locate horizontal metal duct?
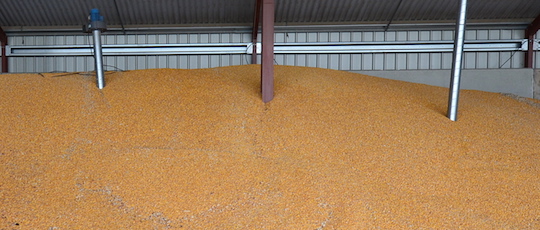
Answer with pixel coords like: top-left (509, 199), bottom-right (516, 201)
top-left (7, 43), bottom-right (250, 56)
top-left (271, 39), bottom-right (531, 54)
top-left (6, 39), bottom-right (536, 57)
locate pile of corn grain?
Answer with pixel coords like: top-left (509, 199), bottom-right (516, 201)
top-left (1, 65), bottom-right (539, 229)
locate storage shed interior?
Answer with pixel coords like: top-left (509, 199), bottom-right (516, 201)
top-left (1, 1), bottom-right (540, 229)
top-left (1, 0), bottom-right (540, 99)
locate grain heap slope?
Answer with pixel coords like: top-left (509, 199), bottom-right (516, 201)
top-left (1, 65), bottom-right (539, 229)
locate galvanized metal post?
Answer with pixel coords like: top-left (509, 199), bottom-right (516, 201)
top-left (261, 0), bottom-right (274, 103)
top-left (447, 0), bottom-right (468, 121)
top-left (92, 29), bottom-right (105, 89)
top-left (88, 9), bottom-right (107, 89)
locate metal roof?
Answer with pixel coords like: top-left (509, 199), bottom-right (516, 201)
top-left (0, 0), bottom-right (539, 28)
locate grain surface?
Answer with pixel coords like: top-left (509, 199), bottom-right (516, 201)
top-left (1, 65), bottom-right (539, 229)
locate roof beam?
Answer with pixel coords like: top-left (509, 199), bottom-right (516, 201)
top-left (525, 13), bottom-right (540, 68)
top-left (261, 0), bottom-right (274, 103)
top-left (0, 26), bottom-right (8, 73)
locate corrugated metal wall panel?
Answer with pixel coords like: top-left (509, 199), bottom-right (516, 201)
top-left (6, 28), bottom-right (537, 73)
top-left (7, 32), bottom-right (252, 72)
top-left (271, 28), bottom-right (529, 70)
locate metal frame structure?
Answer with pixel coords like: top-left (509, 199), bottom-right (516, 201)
top-left (525, 14), bottom-right (540, 68)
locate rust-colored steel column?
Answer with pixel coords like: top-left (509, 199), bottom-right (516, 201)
top-left (526, 34), bottom-right (535, 68)
top-left (261, 0), bottom-right (274, 103)
top-left (525, 14), bottom-right (540, 68)
top-left (251, 0), bottom-right (262, 64)
top-left (0, 26), bottom-right (8, 73)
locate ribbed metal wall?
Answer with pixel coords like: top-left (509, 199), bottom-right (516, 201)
top-left (6, 28), bottom-right (539, 73)
top-left (272, 28), bottom-right (530, 70)
top-left (8, 33), bottom-right (253, 72)
top-left (273, 30), bottom-right (455, 70)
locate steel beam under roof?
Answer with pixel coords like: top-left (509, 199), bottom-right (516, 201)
top-left (525, 13), bottom-right (540, 68)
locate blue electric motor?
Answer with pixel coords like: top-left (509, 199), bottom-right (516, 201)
top-left (90, 9), bottom-right (104, 22)
top-left (85, 8), bottom-right (106, 32)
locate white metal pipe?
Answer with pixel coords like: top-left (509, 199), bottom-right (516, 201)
top-left (92, 29), bottom-right (105, 89)
top-left (447, 0), bottom-right (468, 121)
